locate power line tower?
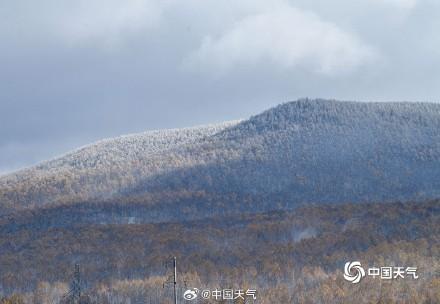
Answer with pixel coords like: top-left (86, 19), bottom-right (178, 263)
top-left (62, 264), bottom-right (88, 304)
top-left (71, 264), bottom-right (82, 303)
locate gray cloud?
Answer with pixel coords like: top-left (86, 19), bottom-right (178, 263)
top-left (0, 0), bottom-right (439, 174)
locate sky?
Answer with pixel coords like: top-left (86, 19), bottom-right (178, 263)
top-left (1, 0), bottom-right (440, 174)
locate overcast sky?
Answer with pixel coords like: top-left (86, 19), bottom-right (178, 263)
top-left (1, 0), bottom-right (440, 174)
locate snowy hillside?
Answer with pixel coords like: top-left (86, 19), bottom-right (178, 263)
top-left (1, 99), bottom-right (440, 215)
top-left (0, 121), bottom-right (240, 212)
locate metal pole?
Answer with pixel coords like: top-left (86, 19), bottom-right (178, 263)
top-left (173, 256), bottom-right (177, 304)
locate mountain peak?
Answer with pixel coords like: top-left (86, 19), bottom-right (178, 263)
top-left (225, 99), bottom-right (440, 136)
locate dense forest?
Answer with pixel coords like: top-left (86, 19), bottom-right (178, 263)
top-left (2, 100), bottom-right (440, 215)
top-left (0, 200), bottom-right (438, 303)
top-left (0, 100), bottom-right (439, 303)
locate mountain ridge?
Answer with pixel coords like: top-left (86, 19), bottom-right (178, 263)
top-left (1, 99), bottom-right (440, 216)
top-left (1, 99), bottom-right (440, 303)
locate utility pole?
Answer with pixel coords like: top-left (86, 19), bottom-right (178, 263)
top-left (173, 256), bottom-right (177, 304)
top-left (164, 256), bottom-right (179, 304)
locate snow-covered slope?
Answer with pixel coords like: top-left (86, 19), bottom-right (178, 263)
top-left (1, 99), bottom-right (440, 215)
top-left (0, 121), bottom-right (240, 211)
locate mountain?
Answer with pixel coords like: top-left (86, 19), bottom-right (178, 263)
top-left (1, 99), bottom-right (440, 218)
top-left (1, 99), bottom-right (439, 303)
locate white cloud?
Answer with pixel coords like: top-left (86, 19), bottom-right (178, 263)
top-left (185, 4), bottom-right (376, 75)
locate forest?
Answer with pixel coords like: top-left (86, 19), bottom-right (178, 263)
top-left (1, 100), bottom-right (439, 303)
top-left (0, 199), bottom-right (438, 303)
top-left (2, 99), bottom-right (440, 215)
